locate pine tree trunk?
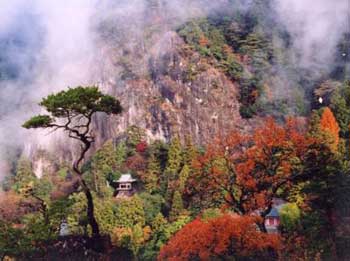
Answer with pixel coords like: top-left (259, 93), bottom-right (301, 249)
top-left (73, 140), bottom-right (101, 240)
top-left (80, 179), bottom-right (100, 238)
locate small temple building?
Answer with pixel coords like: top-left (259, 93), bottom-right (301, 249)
top-left (114, 174), bottom-right (137, 198)
top-left (265, 208), bottom-right (280, 234)
top-left (264, 198), bottom-right (286, 234)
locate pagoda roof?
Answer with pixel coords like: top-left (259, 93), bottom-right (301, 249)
top-left (266, 208), bottom-right (279, 218)
top-left (115, 174), bottom-right (136, 183)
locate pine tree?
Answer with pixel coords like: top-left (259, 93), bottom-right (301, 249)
top-left (182, 136), bottom-right (198, 168)
top-left (145, 153), bottom-right (161, 193)
top-left (169, 190), bottom-right (184, 222)
top-left (151, 213), bottom-right (168, 232)
top-left (115, 141), bottom-right (127, 167)
top-left (164, 136), bottom-right (183, 199)
top-left (178, 164), bottom-right (190, 193)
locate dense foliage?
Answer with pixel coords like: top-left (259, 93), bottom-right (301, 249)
top-left (2, 102), bottom-right (350, 259)
top-left (22, 86), bottom-right (123, 242)
top-left (0, 2), bottom-right (349, 259)
top-left (159, 214), bottom-right (280, 261)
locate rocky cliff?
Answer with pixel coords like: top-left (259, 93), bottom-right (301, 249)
top-left (94, 30), bottom-right (246, 146)
top-left (19, 0), bottom-right (348, 177)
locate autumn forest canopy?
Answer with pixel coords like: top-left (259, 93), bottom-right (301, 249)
top-left (2, 94), bottom-right (350, 260)
top-left (0, 0), bottom-right (349, 260)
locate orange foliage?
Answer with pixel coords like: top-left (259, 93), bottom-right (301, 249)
top-left (198, 36), bottom-right (209, 47)
top-left (187, 117), bottom-right (312, 217)
top-left (126, 154), bottom-right (147, 172)
top-left (158, 214), bottom-right (281, 261)
top-left (0, 191), bottom-right (32, 222)
top-left (320, 107), bottom-right (340, 151)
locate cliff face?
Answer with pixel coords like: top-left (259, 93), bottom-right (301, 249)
top-left (94, 31), bottom-right (244, 146)
top-left (27, 28), bottom-right (248, 176)
top-left (23, 3), bottom-right (251, 176)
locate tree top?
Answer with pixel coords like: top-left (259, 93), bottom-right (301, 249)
top-left (23, 86), bottom-right (122, 129)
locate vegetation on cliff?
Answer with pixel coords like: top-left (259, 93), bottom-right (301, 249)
top-left (0, 1), bottom-right (349, 260)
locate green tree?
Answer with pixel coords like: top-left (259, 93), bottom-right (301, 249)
top-left (94, 197), bottom-right (117, 235)
top-left (149, 140), bottom-right (169, 171)
top-left (0, 221), bottom-right (33, 258)
top-left (141, 213), bottom-right (168, 260)
top-left (23, 86), bottom-right (122, 239)
top-left (293, 123), bottom-right (343, 259)
top-left (19, 177), bottom-right (53, 227)
top-left (48, 198), bottom-right (74, 235)
top-left (280, 203), bottom-right (301, 232)
top-left (139, 192), bottom-right (164, 225)
top-left (330, 81), bottom-right (350, 138)
top-left (178, 164), bottom-right (190, 193)
top-left (115, 195), bottom-right (146, 228)
top-left (182, 136), bottom-right (198, 168)
top-left (151, 213), bottom-right (168, 232)
top-left (112, 223), bottom-right (151, 259)
top-left (90, 140), bottom-right (118, 197)
top-left (144, 153), bottom-right (160, 193)
top-left (21, 213), bottom-right (52, 243)
top-left (67, 192), bottom-right (89, 235)
top-left (169, 190), bottom-right (184, 221)
top-left (116, 140), bottom-right (127, 167)
top-left (129, 223), bottom-right (147, 257)
top-left (141, 213), bottom-right (191, 261)
top-left (201, 208), bottom-right (222, 221)
top-left (164, 136), bottom-right (183, 199)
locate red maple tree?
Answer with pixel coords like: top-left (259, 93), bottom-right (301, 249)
top-left (158, 214), bottom-right (281, 261)
top-left (186, 117), bottom-right (313, 230)
top-left (136, 141), bottom-right (148, 153)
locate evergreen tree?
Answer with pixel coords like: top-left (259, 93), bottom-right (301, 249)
top-left (330, 81), bottom-right (350, 138)
top-left (151, 213), bottom-right (168, 232)
top-left (90, 140), bottom-right (118, 197)
top-left (145, 153), bottom-right (161, 193)
top-left (115, 140), bottom-right (127, 167)
top-left (178, 164), bottom-right (190, 194)
top-left (149, 140), bottom-right (169, 171)
top-left (164, 137), bottom-right (183, 199)
top-left (23, 86), bottom-right (123, 239)
top-left (115, 195), bottom-right (146, 228)
top-left (141, 213), bottom-right (168, 260)
top-left (169, 190), bottom-right (184, 222)
top-left (139, 192), bottom-right (164, 224)
top-left (182, 136), bottom-right (198, 168)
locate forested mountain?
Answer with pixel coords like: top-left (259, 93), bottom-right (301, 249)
top-left (0, 0), bottom-right (349, 260)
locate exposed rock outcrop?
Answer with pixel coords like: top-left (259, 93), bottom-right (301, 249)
top-left (94, 31), bottom-right (245, 146)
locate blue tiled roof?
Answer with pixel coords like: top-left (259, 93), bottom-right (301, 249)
top-left (266, 207), bottom-right (279, 218)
